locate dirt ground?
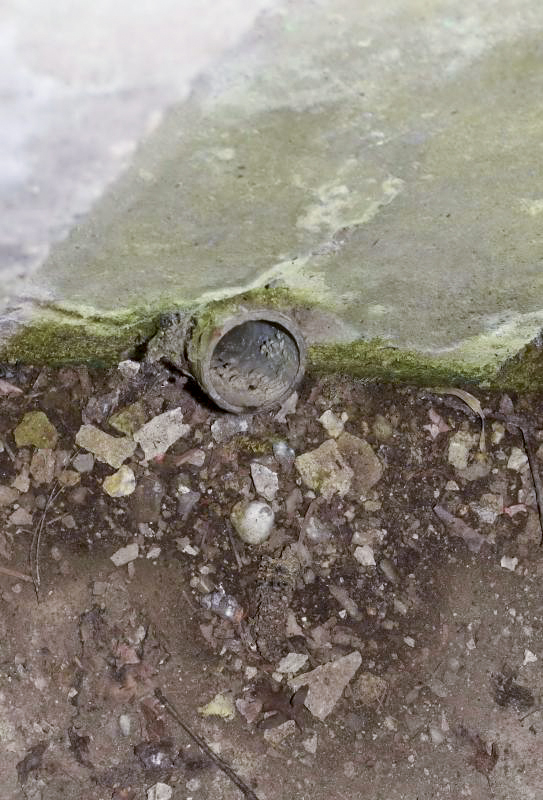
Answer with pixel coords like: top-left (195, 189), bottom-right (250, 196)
top-left (0, 361), bottom-right (542, 800)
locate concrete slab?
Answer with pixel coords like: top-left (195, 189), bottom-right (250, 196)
top-left (2, 0), bottom-right (542, 389)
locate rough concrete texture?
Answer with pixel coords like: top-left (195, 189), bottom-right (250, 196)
top-left (2, 0), bottom-right (543, 387)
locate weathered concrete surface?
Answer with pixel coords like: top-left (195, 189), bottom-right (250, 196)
top-left (2, 0), bottom-right (543, 388)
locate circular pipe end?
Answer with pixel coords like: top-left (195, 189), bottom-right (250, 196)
top-left (188, 308), bottom-right (306, 413)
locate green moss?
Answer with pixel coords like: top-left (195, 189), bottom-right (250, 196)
top-left (308, 337), bottom-right (543, 391)
top-left (0, 311), bottom-right (159, 366)
top-left (225, 435), bottom-right (273, 456)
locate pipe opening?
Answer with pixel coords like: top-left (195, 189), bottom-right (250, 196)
top-left (208, 319), bottom-right (300, 411)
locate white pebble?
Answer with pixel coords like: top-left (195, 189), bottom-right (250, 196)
top-left (500, 555), bottom-right (518, 572)
top-left (523, 649), bottom-right (537, 665)
top-left (147, 784), bottom-right (172, 800)
top-left (354, 545), bottom-right (376, 566)
top-left (110, 542), bottom-right (139, 566)
top-left (507, 447), bottom-right (528, 472)
top-left (119, 714), bottom-right (131, 735)
top-left (250, 462), bottom-right (279, 501)
top-left (230, 500), bottom-right (274, 544)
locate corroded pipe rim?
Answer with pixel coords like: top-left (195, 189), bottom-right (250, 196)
top-left (187, 307), bottom-right (306, 413)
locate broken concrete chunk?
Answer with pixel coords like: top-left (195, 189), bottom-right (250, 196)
top-left (133, 408), bottom-right (189, 459)
top-left (118, 359), bottom-right (141, 378)
top-left (263, 719), bottom-right (296, 745)
top-left (354, 545), bottom-right (376, 566)
top-left (29, 449), bottom-right (56, 485)
top-left (318, 410), bottom-right (346, 438)
top-left (500, 555), bottom-right (518, 572)
top-left (336, 432), bottom-right (383, 495)
top-left (295, 439), bottom-right (353, 499)
top-left (289, 651), bottom-right (362, 721)
top-left (110, 542), bottom-right (139, 566)
top-left (250, 462), bottom-right (279, 501)
top-left (231, 500), bottom-right (274, 544)
top-left (58, 469), bottom-right (80, 487)
top-left (197, 693), bottom-right (235, 720)
top-left (109, 401), bottom-right (146, 435)
top-left (8, 507), bottom-right (33, 527)
top-left (147, 784), bottom-right (172, 800)
top-left (103, 466), bottom-right (136, 497)
top-left (277, 653), bottom-right (309, 675)
top-left (0, 486), bottom-right (19, 506)
top-left (72, 453), bottom-right (95, 473)
top-left (76, 424), bottom-right (136, 469)
top-left (507, 447), bottom-right (528, 472)
top-left (448, 430), bottom-right (477, 470)
top-left (14, 411), bottom-right (58, 449)
top-left (11, 467), bottom-right (30, 493)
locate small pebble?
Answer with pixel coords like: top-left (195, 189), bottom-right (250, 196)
top-left (500, 555), bottom-right (518, 572)
top-left (119, 714), bottom-right (131, 735)
top-left (147, 784), bottom-right (172, 800)
top-left (354, 545), bottom-right (376, 566)
top-left (230, 500), bottom-right (274, 545)
top-left (110, 543), bottom-right (139, 566)
top-left (103, 466), bottom-right (136, 497)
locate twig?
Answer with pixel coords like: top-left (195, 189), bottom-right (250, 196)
top-left (519, 705), bottom-right (543, 722)
top-left (0, 565), bottom-right (33, 582)
top-left (488, 411), bottom-right (543, 546)
top-left (520, 427), bottom-right (543, 547)
top-left (155, 688), bottom-right (260, 800)
top-left (30, 481), bottom-right (64, 601)
top-left (227, 525), bottom-right (243, 570)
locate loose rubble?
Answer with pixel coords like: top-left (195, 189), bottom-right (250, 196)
top-left (1, 363), bottom-right (542, 800)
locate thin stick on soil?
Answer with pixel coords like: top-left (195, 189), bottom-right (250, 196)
top-left (155, 688), bottom-right (260, 800)
top-left (519, 706), bottom-right (543, 723)
top-left (30, 480), bottom-right (65, 600)
top-left (0, 565), bottom-right (33, 582)
top-left (519, 426), bottom-right (543, 547)
top-left (485, 411), bottom-right (543, 546)
top-left (227, 525), bottom-right (243, 570)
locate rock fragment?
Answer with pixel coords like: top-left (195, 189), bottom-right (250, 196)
top-left (197, 693), bottom-right (235, 720)
top-left (109, 401), bottom-right (146, 435)
top-left (30, 449), bottom-right (56, 485)
top-left (8, 507), bottom-right (33, 526)
top-left (73, 453), bottom-right (95, 473)
top-left (211, 416), bottom-right (249, 443)
top-left (336, 432), bottom-right (382, 495)
top-left (318, 410), bottom-right (346, 438)
top-left (507, 447), bottom-right (528, 472)
top-left (250, 462), bottom-right (279, 501)
top-left (133, 408), bottom-right (189, 459)
top-left (448, 430), bottom-right (477, 470)
top-left (295, 439), bottom-right (353, 499)
top-left (110, 543), bottom-right (139, 566)
top-left (14, 411), bottom-right (58, 449)
top-left (0, 486), bottom-right (19, 506)
top-left (103, 466), bottom-right (136, 497)
top-left (289, 651), bottom-right (362, 720)
top-left (277, 653), bottom-right (309, 675)
top-left (231, 500), bottom-right (274, 544)
top-left (147, 784), bottom-right (172, 800)
top-left (76, 424), bottom-right (136, 469)
top-left (354, 545), bottom-right (376, 566)
top-left (500, 555), bottom-right (518, 572)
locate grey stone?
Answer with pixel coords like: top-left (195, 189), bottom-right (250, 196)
top-left (133, 408), bottom-right (189, 459)
top-left (75, 424), bottom-right (136, 469)
top-left (289, 650), bottom-right (362, 720)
